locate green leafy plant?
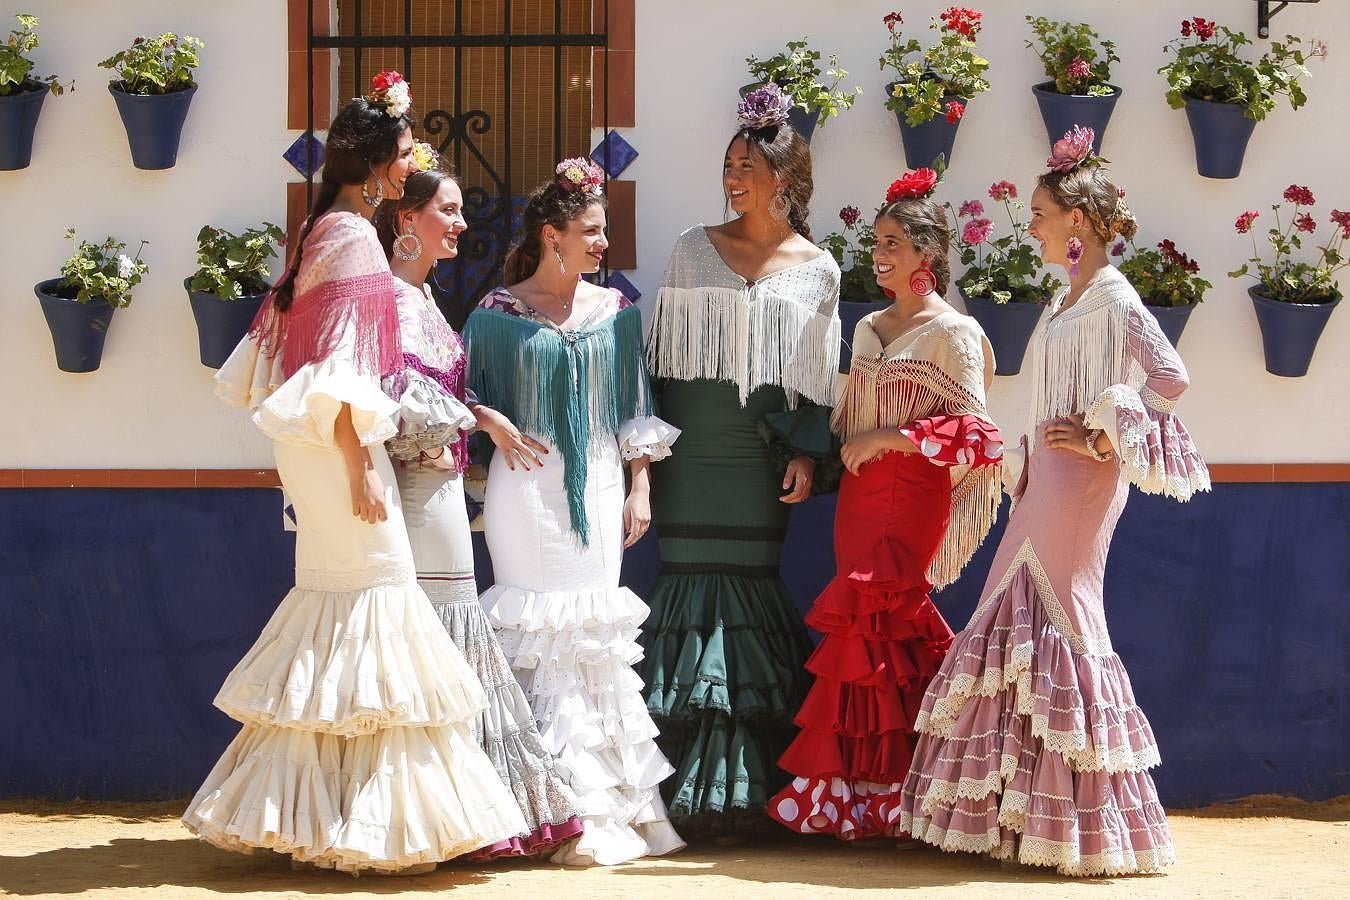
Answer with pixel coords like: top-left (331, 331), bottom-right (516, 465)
top-left (1229, 186), bottom-right (1348, 305)
top-left (189, 223), bottom-right (283, 300)
top-left (880, 8), bottom-right (990, 126)
top-left (1159, 17), bottom-right (1315, 121)
top-left (1113, 238), bottom-right (1211, 307)
top-left (99, 33), bottom-right (203, 95)
top-left (821, 206), bottom-right (886, 303)
top-left (1025, 15), bottom-right (1119, 96)
top-left (746, 38), bottom-right (860, 125)
top-left (948, 180), bottom-right (1060, 304)
top-left (56, 228), bottom-right (150, 307)
top-left (1, 13), bottom-right (70, 96)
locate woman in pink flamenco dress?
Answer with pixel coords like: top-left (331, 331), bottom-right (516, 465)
top-left (898, 128), bottom-right (1211, 876)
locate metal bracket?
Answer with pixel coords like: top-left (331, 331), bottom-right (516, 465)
top-left (1257, 1), bottom-right (1321, 39)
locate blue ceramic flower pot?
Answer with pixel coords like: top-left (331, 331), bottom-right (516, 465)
top-left (0, 82), bottom-right (49, 170)
top-left (109, 84), bottom-right (197, 169)
top-left (35, 278), bottom-right (116, 373)
top-left (961, 291), bottom-right (1045, 376)
top-left (1031, 81), bottom-right (1120, 153)
top-left (837, 299), bottom-right (888, 373)
top-left (1143, 302), bottom-right (1196, 348)
top-left (738, 82), bottom-right (820, 143)
top-left (888, 83), bottom-right (964, 169)
top-left (1183, 97), bottom-right (1257, 180)
top-left (185, 278), bottom-right (268, 369)
top-left (1249, 287), bottom-right (1339, 377)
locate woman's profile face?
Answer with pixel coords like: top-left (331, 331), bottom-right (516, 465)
top-left (872, 216), bottom-right (926, 295)
top-left (403, 179), bottom-right (468, 261)
top-left (723, 137), bottom-right (779, 218)
top-left (380, 128), bottom-right (416, 200)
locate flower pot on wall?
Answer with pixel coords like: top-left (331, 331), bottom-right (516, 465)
top-left (1143, 302), bottom-right (1196, 348)
top-left (109, 84), bottom-right (197, 169)
top-left (1248, 287), bottom-right (1339, 377)
top-left (35, 278), bottom-right (116, 373)
top-left (961, 291), bottom-right (1045, 376)
top-left (1031, 81), bottom-right (1119, 153)
top-left (888, 84), bottom-right (964, 170)
top-left (185, 278), bottom-right (268, 369)
top-left (1183, 97), bottom-right (1256, 179)
top-left (837, 298), bottom-right (889, 373)
top-left (738, 82), bottom-right (820, 143)
top-left (0, 83), bottom-right (49, 170)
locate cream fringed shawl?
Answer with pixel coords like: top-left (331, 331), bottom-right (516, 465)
top-left (647, 225), bottom-right (841, 407)
top-left (833, 311), bottom-right (1003, 590)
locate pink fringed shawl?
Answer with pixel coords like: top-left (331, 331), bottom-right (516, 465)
top-left (249, 212), bottom-right (401, 380)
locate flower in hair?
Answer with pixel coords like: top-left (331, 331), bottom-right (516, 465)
top-left (885, 167), bottom-right (939, 203)
top-left (737, 83), bottom-right (793, 130)
top-left (369, 70), bottom-right (412, 118)
top-left (556, 156), bottom-right (605, 196)
top-left (410, 140), bottom-right (439, 173)
top-left (1046, 125), bottom-right (1101, 173)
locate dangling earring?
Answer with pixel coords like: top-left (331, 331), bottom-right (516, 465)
top-left (553, 242), bottom-right (566, 275)
top-left (769, 189), bottom-right (790, 222)
top-left (909, 258), bottom-right (937, 296)
top-left (362, 175), bottom-right (385, 208)
top-left (1066, 233), bottom-right (1084, 278)
top-left (393, 221), bottom-right (423, 261)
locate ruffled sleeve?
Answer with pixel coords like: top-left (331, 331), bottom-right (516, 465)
top-left (619, 415), bottom-right (681, 461)
top-left (898, 323), bottom-right (1003, 468)
top-left (1084, 303), bottom-right (1211, 501)
top-left (760, 402), bottom-right (845, 495)
top-left (214, 332), bottom-right (285, 412)
top-left (383, 368), bottom-right (478, 461)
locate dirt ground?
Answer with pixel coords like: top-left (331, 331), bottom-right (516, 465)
top-left (1, 796), bottom-right (1346, 900)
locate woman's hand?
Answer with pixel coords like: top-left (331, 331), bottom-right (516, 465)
top-left (623, 485), bottom-right (651, 548)
top-left (840, 428), bottom-right (916, 476)
top-left (349, 467), bottom-right (388, 523)
top-left (475, 405), bottom-right (548, 470)
top-left (1043, 413), bottom-right (1106, 458)
top-left (780, 455), bottom-right (815, 503)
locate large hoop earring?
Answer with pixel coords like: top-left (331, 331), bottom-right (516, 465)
top-left (909, 259), bottom-right (937, 296)
top-left (393, 222), bottom-right (423, 261)
top-left (553, 242), bottom-right (566, 275)
top-left (362, 175), bottom-right (385, 208)
top-left (769, 189), bottom-right (790, 222)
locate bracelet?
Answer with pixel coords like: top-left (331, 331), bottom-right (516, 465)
top-left (1086, 428), bottom-right (1113, 462)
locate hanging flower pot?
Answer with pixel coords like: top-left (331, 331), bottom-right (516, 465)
top-left (184, 222), bottom-right (283, 368)
top-left (890, 86), bottom-right (967, 170)
top-left (961, 292), bottom-right (1045, 376)
top-left (1249, 288), bottom-right (1339, 377)
top-left (99, 32), bottom-right (204, 170)
top-left (1143, 302), bottom-right (1196, 347)
top-left (1114, 237), bottom-right (1211, 348)
top-left (1031, 82), bottom-right (1120, 153)
top-left (34, 279), bottom-right (116, 373)
top-left (185, 278), bottom-right (268, 369)
top-left (1182, 97), bottom-right (1256, 179)
top-left (0, 83), bottom-right (48, 170)
top-left (741, 38), bottom-right (860, 145)
top-left (109, 84), bottom-right (197, 169)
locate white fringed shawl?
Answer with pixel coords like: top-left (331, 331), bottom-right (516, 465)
top-left (647, 225), bottom-right (841, 407)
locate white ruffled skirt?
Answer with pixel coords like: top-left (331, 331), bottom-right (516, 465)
top-left (482, 434), bottom-right (685, 866)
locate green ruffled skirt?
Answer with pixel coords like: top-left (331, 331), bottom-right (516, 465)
top-left (640, 379), bottom-right (815, 833)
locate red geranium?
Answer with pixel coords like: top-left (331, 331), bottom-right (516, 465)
top-left (1235, 210), bottom-right (1259, 234)
top-left (883, 11), bottom-right (903, 32)
top-left (988, 180), bottom-right (1017, 202)
top-left (945, 100), bottom-right (965, 124)
top-left (1294, 213), bottom-right (1318, 234)
top-left (1180, 18), bottom-right (1215, 41)
top-left (886, 167), bottom-right (939, 203)
top-left (1331, 209), bottom-right (1350, 237)
top-left (939, 6), bottom-right (982, 39)
top-left (1283, 184), bottom-right (1316, 206)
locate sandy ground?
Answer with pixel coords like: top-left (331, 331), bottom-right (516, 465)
top-left (1, 796), bottom-right (1347, 900)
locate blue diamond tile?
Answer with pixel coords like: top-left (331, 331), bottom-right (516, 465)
top-left (591, 130), bottom-right (638, 179)
top-left (606, 271), bottom-right (641, 303)
top-left (283, 132), bottom-right (325, 178)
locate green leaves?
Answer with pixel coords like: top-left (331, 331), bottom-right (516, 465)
top-left (880, 14), bottom-right (990, 124)
top-left (0, 13), bottom-right (69, 96)
top-left (189, 222), bottom-right (283, 300)
top-left (746, 38), bottom-right (860, 126)
top-left (100, 33), bottom-right (203, 95)
top-left (1025, 15), bottom-right (1120, 95)
top-left (1158, 26), bottom-right (1311, 121)
top-left (56, 228), bottom-right (150, 308)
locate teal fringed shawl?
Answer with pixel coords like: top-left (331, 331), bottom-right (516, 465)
top-left (462, 304), bottom-right (654, 543)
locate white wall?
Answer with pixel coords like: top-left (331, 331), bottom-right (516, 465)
top-left (1, 1), bottom-right (286, 467)
top-left (628, 0), bottom-right (1350, 463)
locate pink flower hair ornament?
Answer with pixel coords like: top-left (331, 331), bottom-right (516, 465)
top-left (1046, 125), bottom-right (1106, 174)
top-left (556, 157), bottom-right (605, 196)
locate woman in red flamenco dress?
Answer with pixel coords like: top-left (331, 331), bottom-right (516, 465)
top-left (769, 175), bottom-right (1003, 839)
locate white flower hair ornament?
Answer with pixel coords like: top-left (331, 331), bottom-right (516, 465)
top-left (555, 157), bottom-right (605, 196)
top-left (368, 70), bottom-right (412, 118)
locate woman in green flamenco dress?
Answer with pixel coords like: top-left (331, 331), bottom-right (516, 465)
top-left (641, 85), bottom-right (841, 834)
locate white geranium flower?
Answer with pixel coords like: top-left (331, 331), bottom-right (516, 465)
top-left (384, 81), bottom-right (411, 118)
top-left (117, 254), bottom-right (135, 279)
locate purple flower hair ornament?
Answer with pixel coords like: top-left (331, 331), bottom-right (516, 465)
top-left (737, 83), bottom-right (793, 130)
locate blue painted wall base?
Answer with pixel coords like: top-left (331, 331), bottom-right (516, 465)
top-left (2, 484), bottom-right (1346, 806)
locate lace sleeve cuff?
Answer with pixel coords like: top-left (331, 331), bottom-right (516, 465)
top-left (382, 369), bottom-right (479, 461)
top-left (1085, 384), bottom-right (1211, 502)
top-left (899, 414), bottom-right (1004, 468)
top-left (618, 415), bottom-right (681, 461)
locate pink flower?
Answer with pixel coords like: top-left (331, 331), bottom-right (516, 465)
top-left (1110, 239), bottom-right (1126, 257)
top-left (958, 199), bottom-right (984, 218)
top-left (1047, 125), bottom-right (1095, 173)
top-left (1294, 213), bottom-right (1317, 234)
top-left (988, 180), bottom-right (1017, 201)
top-left (962, 218), bottom-right (994, 245)
top-left (945, 100), bottom-right (965, 124)
top-left (1283, 184), bottom-right (1316, 206)
top-left (1067, 57), bottom-right (1091, 80)
top-left (1235, 210), bottom-right (1260, 234)
top-left (1331, 209), bottom-right (1350, 237)
top-left (1310, 38), bottom-right (1329, 60)
top-left (839, 205), bottom-right (862, 227)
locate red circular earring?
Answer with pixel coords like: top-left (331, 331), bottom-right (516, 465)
top-left (909, 259), bottom-right (937, 295)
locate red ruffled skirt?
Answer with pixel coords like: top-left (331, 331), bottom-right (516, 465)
top-left (769, 450), bottom-right (955, 839)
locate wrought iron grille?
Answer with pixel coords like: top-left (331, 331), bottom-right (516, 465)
top-left (306, 1), bottom-right (610, 328)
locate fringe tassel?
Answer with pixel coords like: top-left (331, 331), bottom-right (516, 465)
top-left (1027, 278), bottom-right (1132, 432)
top-left (928, 463), bottom-right (1002, 590)
top-left (464, 305), bottom-right (652, 544)
top-left (249, 272), bottom-right (401, 380)
top-left (647, 285), bottom-right (840, 407)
